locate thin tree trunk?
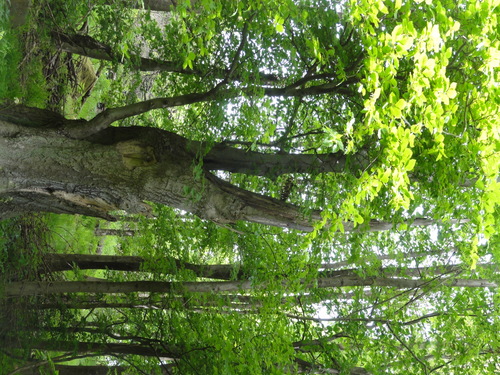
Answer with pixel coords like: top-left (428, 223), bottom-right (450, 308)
top-left (41, 253), bottom-right (493, 280)
top-left (40, 253), bottom-right (243, 280)
top-left (4, 339), bottom-right (184, 358)
top-left (109, 0), bottom-right (181, 12)
top-left (6, 275), bottom-right (497, 297)
top-left (52, 32), bottom-right (277, 83)
top-left (94, 228), bottom-right (136, 236)
top-left (320, 249), bottom-right (446, 270)
top-left (18, 364), bottom-right (129, 375)
top-left (34, 293), bottom-right (268, 310)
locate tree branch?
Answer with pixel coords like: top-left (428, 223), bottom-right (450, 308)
top-left (386, 323), bottom-right (429, 375)
top-left (74, 79), bottom-right (357, 136)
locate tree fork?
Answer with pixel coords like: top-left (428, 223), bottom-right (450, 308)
top-left (0, 107), bottom-right (467, 231)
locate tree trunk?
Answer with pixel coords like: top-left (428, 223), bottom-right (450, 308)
top-left (94, 228), bottom-right (136, 236)
top-left (9, 0), bottom-right (31, 28)
top-left (41, 253), bottom-right (491, 281)
top-left (204, 142), bottom-right (369, 177)
top-left (41, 253), bottom-right (243, 280)
top-left (6, 276), bottom-right (497, 297)
top-left (4, 338), bottom-right (184, 358)
top-left (0, 105), bottom-right (457, 231)
top-left (34, 293), bottom-right (267, 310)
top-left (111, 0), bottom-right (179, 12)
top-left (52, 32), bottom-right (278, 83)
top-left (0, 109), bottom-right (320, 230)
top-left (18, 364), bottom-right (131, 375)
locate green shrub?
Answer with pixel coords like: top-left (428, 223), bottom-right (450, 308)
top-left (0, 4), bottom-right (22, 100)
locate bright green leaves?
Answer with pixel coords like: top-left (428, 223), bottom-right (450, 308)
top-left (341, 0), bottom-right (498, 228)
top-left (182, 51), bottom-right (197, 70)
top-left (350, 0), bottom-right (388, 33)
top-left (323, 128), bottom-right (345, 153)
top-left (389, 97), bottom-right (407, 119)
top-left (306, 37), bottom-right (324, 64)
top-left (273, 14), bottom-right (285, 33)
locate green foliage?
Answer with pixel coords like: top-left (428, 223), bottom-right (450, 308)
top-left (1, 0), bottom-right (498, 374)
top-left (0, 4), bottom-right (22, 100)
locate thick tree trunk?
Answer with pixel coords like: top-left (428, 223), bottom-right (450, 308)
top-left (0, 109), bottom-right (320, 229)
top-left (0, 105), bottom-right (454, 231)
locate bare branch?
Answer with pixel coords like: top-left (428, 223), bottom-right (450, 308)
top-left (386, 323), bottom-right (429, 375)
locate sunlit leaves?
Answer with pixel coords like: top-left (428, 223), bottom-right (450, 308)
top-left (335, 0), bottom-right (499, 242)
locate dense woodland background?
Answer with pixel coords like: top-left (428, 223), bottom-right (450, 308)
top-left (0, 0), bottom-right (499, 374)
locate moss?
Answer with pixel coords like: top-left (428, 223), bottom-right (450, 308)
top-left (0, 11), bottom-right (23, 100)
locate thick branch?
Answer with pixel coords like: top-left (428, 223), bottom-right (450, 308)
top-left (81, 81), bottom-right (355, 133)
top-left (0, 192), bottom-right (119, 221)
top-left (0, 103), bottom-right (66, 128)
top-left (204, 144), bottom-right (368, 177)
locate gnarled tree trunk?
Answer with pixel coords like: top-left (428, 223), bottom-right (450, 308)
top-left (0, 105), bottom-right (320, 230)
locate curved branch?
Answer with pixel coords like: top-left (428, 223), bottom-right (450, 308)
top-left (82, 80), bottom-right (357, 133)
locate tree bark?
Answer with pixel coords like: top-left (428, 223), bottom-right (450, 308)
top-left (33, 293), bottom-right (268, 310)
top-left (0, 112), bottom-right (321, 230)
top-left (4, 338), bottom-right (184, 358)
top-left (94, 228), bottom-right (136, 236)
top-left (109, 0), bottom-right (180, 12)
top-left (52, 32), bottom-right (278, 83)
top-left (1, 105), bottom-right (437, 231)
top-left (40, 253), bottom-right (243, 280)
top-left (203, 142), bottom-right (369, 177)
top-left (40, 253), bottom-right (493, 282)
top-left (5, 275), bottom-right (496, 297)
top-left (18, 364), bottom-right (130, 375)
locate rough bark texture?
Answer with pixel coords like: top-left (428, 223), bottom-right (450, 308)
top-left (0, 105), bottom-right (320, 229)
top-left (0, 105), bottom-right (450, 231)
